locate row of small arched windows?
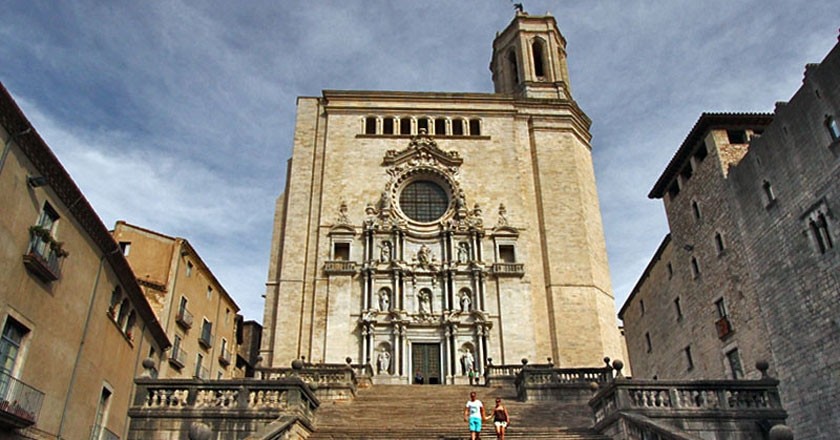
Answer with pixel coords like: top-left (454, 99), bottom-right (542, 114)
top-left (362, 116), bottom-right (482, 137)
top-left (108, 286), bottom-right (137, 342)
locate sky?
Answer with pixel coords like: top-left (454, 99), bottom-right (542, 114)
top-left (2, 1), bottom-right (838, 323)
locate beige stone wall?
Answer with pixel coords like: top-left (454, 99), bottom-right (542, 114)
top-left (0, 108), bottom-right (164, 440)
top-left (113, 223), bottom-right (241, 380)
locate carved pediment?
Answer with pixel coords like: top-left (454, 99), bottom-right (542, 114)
top-left (383, 129), bottom-right (463, 168)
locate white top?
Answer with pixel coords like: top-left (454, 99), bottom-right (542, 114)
top-left (466, 399), bottom-right (484, 419)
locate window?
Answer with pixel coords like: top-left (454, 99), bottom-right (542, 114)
top-left (124, 311), bottom-right (136, 340)
top-left (679, 162), bottom-right (692, 181)
top-left (532, 39), bottom-right (545, 77)
top-left (666, 262), bottom-right (673, 279)
top-left (206, 286), bottom-right (213, 300)
top-left (116, 299), bottom-right (130, 328)
top-left (119, 241), bottom-right (131, 256)
top-left (507, 50), bottom-right (519, 84)
top-left (364, 116), bottom-right (377, 135)
top-left (383, 117), bottom-right (394, 135)
top-left (639, 300), bottom-right (645, 316)
top-left (91, 387), bottom-right (112, 440)
top-left (727, 129), bottom-right (748, 144)
top-left (692, 200), bottom-right (701, 220)
top-left (0, 318), bottom-right (29, 378)
top-left (715, 298), bottom-right (733, 339)
top-left (645, 332), bottom-right (652, 353)
top-left (714, 232), bottom-right (725, 254)
top-left (24, 202), bottom-right (64, 281)
top-left (715, 298), bottom-right (728, 318)
top-left (674, 297), bottom-right (683, 320)
top-left (726, 349), bottom-right (744, 379)
top-left (108, 287), bottom-right (122, 318)
top-left (694, 143), bottom-right (708, 161)
top-left (690, 257), bottom-right (700, 279)
top-left (762, 180), bottom-right (776, 206)
top-left (826, 116), bottom-right (840, 141)
top-left (684, 346), bottom-right (694, 370)
top-left (186, 261), bottom-right (193, 277)
top-left (199, 319), bottom-right (213, 348)
top-left (417, 118), bottom-right (429, 134)
top-left (668, 181), bottom-right (680, 198)
top-left (399, 180), bottom-right (449, 222)
top-left (808, 211), bottom-right (834, 254)
top-left (469, 119), bottom-right (481, 136)
top-left (452, 119), bottom-right (465, 136)
top-left (333, 242), bottom-right (350, 261)
top-left (400, 117), bottom-right (411, 135)
top-left (498, 245), bottom-right (515, 263)
top-left (434, 118), bottom-right (446, 136)
top-left (195, 353), bottom-right (204, 379)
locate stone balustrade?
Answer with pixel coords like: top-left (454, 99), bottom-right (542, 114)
top-left (324, 260), bottom-right (357, 274)
top-left (515, 365), bottom-right (614, 401)
top-left (128, 377), bottom-right (318, 440)
top-left (590, 378), bottom-right (787, 440)
top-left (257, 363), bottom-right (368, 400)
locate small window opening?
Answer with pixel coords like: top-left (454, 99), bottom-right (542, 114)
top-left (690, 257), bottom-right (700, 279)
top-left (726, 349), bottom-right (744, 379)
top-left (727, 129), bottom-right (748, 144)
top-left (334, 243), bottom-right (350, 261)
top-left (715, 232), bottom-right (725, 254)
top-left (364, 117), bottom-right (377, 135)
top-left (645, 332), bottom-right (652, 353)
top-left (684, 346), bottom-right (694, 370)
top-left (532, 40), bottom-right (545, 77)
top-left (383, 117), bottom-right (394, 135)
top-left (119, 242), bottom-right (131, 256)
top-left (762, 180), bottom-right (776, 206)
top-left (810, 213), bottom-right (834, 254)
top-left (469, 119), bottom-right (481, 136)
top-left (692, 200), bottom-right (701, 220)
top-left (639, 299), bottom-right (645, 316)
top-left (400, 117), bottom-right (411, 135)
top-left (826, 116), bottom-right (840, 141)
top-left (417, 118), bottom-right (429, 133)
top-left (452, 119), bottom-right (464, 136)
top-left (507, 50), bottom-right (519, 84)
top-left (715, 298), bottom-right (728, 318)
top-left (666, 262), bottom-right (673, 279)
top-left (434, 118), bottom-right (446, 136)
top-left (668, 182), bottom-right (680, 198)
top-left (680, 163), bottom-right (693, 180)
top-left (186, 261), bottom-right (193, 277)
top-left (674, 297), bottom-right (683, 320)
top-left (498, 245), bottom-right (515, 263)
top-left (694, 143), bottom-right (708, 161)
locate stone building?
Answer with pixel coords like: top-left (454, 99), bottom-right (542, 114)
top-left (261, 11), bottom-right (623, 384)
top-left (621, 38), bottom-right (840, 438)
top-left (112, 221), bottom-right (243, 380)
top-left (0, 83), bottom-right (169, 439)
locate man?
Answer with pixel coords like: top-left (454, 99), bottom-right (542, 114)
top-left (463, 391), bottom-right (486, 440)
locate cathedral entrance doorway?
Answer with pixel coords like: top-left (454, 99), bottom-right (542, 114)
top-left (411, 343), bottom-right (441, 385)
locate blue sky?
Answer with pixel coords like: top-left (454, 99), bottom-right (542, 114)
top-left (2, 1), bottom-right (838, 323)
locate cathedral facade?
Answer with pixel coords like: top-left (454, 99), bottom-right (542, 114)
top-left (261, 12), bottom-right (622, 384)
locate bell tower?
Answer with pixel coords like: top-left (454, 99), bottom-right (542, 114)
top-left (490, 11), bottom-right (573, 100)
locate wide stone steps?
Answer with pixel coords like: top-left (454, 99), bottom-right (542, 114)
top-left (308, 385), bottom-right (608, 440)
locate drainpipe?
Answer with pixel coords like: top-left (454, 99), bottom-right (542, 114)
top-left (57, 248), bottom-right (112, 439)
top-left (0, 127), bottom-right (32, 176)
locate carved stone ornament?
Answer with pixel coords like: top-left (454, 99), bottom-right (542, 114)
top-left (496, 203), bottom-right (509, 227)
top-left (336, 201), bottom-right (350, 225)
top-left (382, 129), bottom-right (463, 168)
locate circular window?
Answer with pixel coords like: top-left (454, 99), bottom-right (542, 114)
top-left (399, 180), bottom-right (449, 222)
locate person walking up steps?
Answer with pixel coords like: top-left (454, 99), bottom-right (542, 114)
top-left (491, 397), bottom-right (510, 440)
top-left (463, 391), bottom-right (486, 440)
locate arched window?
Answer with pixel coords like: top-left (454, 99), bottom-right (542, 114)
top-left (469, 119), bottom-right (481, 136)
top-left (117, 298), bottom-right (131, 327)
top-left (507, 50), bottom-right (519, 84)
top-left (383, 117), bottom-right (395, 135)
top-left (364, 116), bottom-right (377, 135)
top-left (452, 118), bottom-right (465, 136)
top-left (109, 287), bottom-right (122, 318)
top-left (532, 39), bottom-right (546, 78)
top-left (400, 117), bottom-right (412, 135)
top-left (399, 180), bottom-right (449, 222)
top-left (417, 117), bottom-right (430, 134)
top-left (434, 118), bottom-right (446, 136)
top-left (826, 115), bottom-right (840, 141)
top-left (124, 310), bottom-right (137, 338)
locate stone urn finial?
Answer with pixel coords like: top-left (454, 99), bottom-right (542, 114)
top-left (188, 422), bottom-right (212, 440)
top-left (769, 424), bottom-right (794, 440)
top-left (521, 358), bottom-right (528, 366)
top-left (612, 359), bottom-right (624, 378)
top-left (291, 359), bottom-right (304, 370)
top-left (756, 360), bottom-right (770, 378)
top-left (345, 356), bottom-right (353, 365)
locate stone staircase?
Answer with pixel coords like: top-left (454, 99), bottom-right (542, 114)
top-left (308, 385), bottom-right (609, 440)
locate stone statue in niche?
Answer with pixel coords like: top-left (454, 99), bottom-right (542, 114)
top-left (460, 291), bottom-right (471, 312)
top-left (377, 349), bottom-right (391, 375)
top-left (364, 203), bottom-right (377, 227)
top-left (455, 189), bottom-right (466, 212)
top-left (416, 244), bottom-right (431, 266)
top-left (461, 349), bottom-right (475, 375)
top-left (457, 242), bottom-right (470, 264)
top-left (336, 201), bottom-right (350, 224)
top-left (496, 203), bottom-right (509, 227)
top-left (379, 189), bottom-right (391, 213)
top-left (380, 241), bottom-right (392, 263)
top-left (379, 290), bottom-right (390, 312)
top-left (418, 291), bottom-right (431, 314)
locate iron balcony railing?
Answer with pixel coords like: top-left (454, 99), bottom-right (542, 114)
top-left (22, 231), bottom-right (62, 282)
top-left (0, 371), bottom-right (45, 428)
top-left (90, 425), bottom-right (120, 440)
top-left (175, 307), bottom-right (193, 329)
top-left (168, 347), bottom-right (187, 369)
top-left (219, 347), bottom-right (232, 366)
top-left (198, 331), bottom-right (214, 349)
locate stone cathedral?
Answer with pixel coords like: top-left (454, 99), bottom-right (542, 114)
top-left (261, 12), bottom-right (622, 385)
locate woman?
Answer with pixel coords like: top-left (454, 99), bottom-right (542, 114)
top-left (491, 397), bottom-right (510, 440)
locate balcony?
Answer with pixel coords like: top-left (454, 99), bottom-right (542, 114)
top-left (175, 308), bottom-right (193, 329)
top-left (198, 331), bottom-right (214, 349)
top-left (0, 371), bottom-right (44, 429)
top-left (195, 366), bottom-right (209, 380)
top-left (491, 262), bottom-right (525, 277)
top-left (716, 316), bottom-right (733, 339)
top-left (324, 260), bottom-right (357, 275)
top-left (22, 232), bottom-right (63, 282)
top-left (219, 348), bottom-right (232, 367)
top-left (168, 347), bottom-right (187, 370)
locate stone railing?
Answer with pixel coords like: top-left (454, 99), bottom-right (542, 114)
top-left (515, 365), bottom-right (614, 401)
top-left (324, 260), bottom-right (357, 275)
top-left (0, 371), bottom-right (44, 428)
top-left (128, 377), bottom-right (318, 440)
top-left (257, 362), bottom-right (367, 400)
top-left (590, 378), bottom-right (787, 440)
top-left (490, 262), bottom-right (525, 277)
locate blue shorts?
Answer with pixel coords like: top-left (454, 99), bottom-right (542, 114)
top-left (469, 417), bottom-right (482, 432)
